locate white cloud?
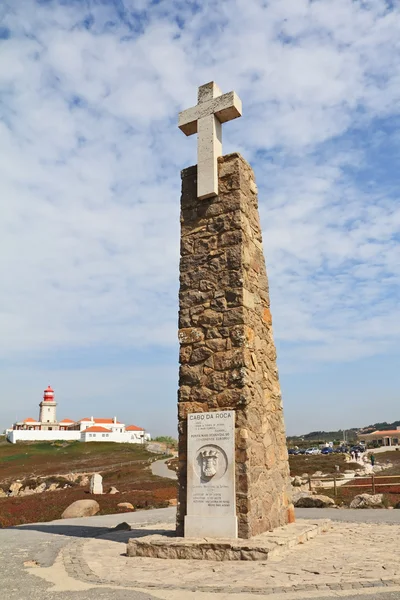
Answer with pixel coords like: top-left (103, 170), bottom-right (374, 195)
top-left (0, 0), bottom-right (399, 432)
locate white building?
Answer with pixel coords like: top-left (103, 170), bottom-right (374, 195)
top-left (6, 386), bottom-right (151, 445)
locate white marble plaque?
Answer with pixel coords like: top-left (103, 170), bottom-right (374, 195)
top-left (185, 410), bottom-right (237, 538)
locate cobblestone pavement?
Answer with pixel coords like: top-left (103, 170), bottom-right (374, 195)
top-left (4, 507), bottom-right (400, 599)
top-left (74, 520), bottom-right (400, 596)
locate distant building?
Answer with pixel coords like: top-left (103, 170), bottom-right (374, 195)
top-left (6, 386), bottom-right (151, 445)
top-left (358, 427), bottom-right (400, 448)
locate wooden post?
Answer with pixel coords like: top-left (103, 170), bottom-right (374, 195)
top-left (308, 477), bottom-right (312, 492)
top-left (372, 474), bottom-right (376, 494)
top-left (333, 475), bottom-right (337, 497)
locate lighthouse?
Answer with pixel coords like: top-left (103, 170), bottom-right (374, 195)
top-left (38, 385), bottom-right (57, 427)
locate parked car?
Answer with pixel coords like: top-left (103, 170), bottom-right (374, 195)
top-left (350, 445), bottom-right (365, 454)
top-left (321, 447), bottom-right (333, 454)
top-left (305, 447), bottom-right (321, 455)
top-left (334, 446), bottom-right (348, 453)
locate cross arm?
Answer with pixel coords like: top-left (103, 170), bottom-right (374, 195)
top-left (178, 91), bottom-right (242, 136)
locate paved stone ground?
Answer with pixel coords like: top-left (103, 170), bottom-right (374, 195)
top-left (3, 507), bottom-right (400, 600)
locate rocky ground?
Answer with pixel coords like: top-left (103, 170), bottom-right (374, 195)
top-left (289, 452), bottom-right (400, 508)
top-left (0, 441), bottom-right (177, 526)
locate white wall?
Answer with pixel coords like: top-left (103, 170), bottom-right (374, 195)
top-left (6, 429), bottom-right (151, 444)
top-left (7, 430), bottom-right (81, 444)
top-left (81, 431), bottom-right (151, 444)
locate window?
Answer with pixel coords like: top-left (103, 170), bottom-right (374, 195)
top-left (102, 433), bottom-right (106, 437)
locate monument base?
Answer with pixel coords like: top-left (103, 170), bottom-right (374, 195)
top-left (184, 515), bottom-right (238, 538)
top-left (127, 520), bottom-right (330, 561)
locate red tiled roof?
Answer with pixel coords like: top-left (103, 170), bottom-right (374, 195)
top-left (372, 430), bottom-right (400, 435)
top-left (23, 418), bottom-right (38, 423)
top-left (83, 425), bottom-right (112, 433)
top-left (125, 425), bottom-right (144, 431)
top-left (59, 418), bottom-right (75, 424)
top-left (80, 418), bottom-right (122, 424)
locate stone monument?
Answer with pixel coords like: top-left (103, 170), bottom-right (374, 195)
top-left (89, 473), bottom-right (103, 495)
top-left (177, 82), bottom-right (293, 539)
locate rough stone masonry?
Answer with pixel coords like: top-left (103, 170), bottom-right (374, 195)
top-left (177, 152), bottom-right (294, 538)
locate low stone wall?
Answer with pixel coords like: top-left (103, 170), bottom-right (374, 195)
top-left (127, 520), bottom-right (330, 561)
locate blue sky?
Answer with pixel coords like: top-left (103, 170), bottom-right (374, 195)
top-left (0, 0), bottom-right (399, 437)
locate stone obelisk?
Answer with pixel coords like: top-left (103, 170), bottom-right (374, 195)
top-left (177, 82), bottom-right (293, 539)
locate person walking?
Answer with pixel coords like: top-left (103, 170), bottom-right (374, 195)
top-left (370, 453), bottom-right (375, 467)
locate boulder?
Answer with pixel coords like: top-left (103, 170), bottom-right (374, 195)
top-left (0, 488), bottom-right (7, 498)
top-left (373, 465), bottom-right (383, 473)
top-left (354, 471), bottom-right (367, 477)
top-left (19, 487), bottom-right (35, 496)
top-left (313, 471), bottom-right (323, 477)
top-left (350, 493), bottom-right (384, 509)
top-left (47, 483), bottom-right (59, 492)
top-left (109, 486), bottom-right (119, 495)
top-left (117, 502), bottom-right (134, 511)
top-left (292, 476), bottom-right (303, 487)
top-left (292, 491), bottom-right (311, 504)
top-left (79, 475), bottom-right (90, 487)
top-left (8, 481), bottom-right (23, 496)
top-left (34, 483), bottom-right (47, 494)
top-left (294, 494), bottom-right (335, 508)
top-left (61, 499), bottom-right (100, 519)
top-left (113, 522), bottom-right (131, 531)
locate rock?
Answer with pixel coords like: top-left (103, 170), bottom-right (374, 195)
top-left (0, 488), bottom-right (7, 498)
top-left (89, 473), bottom-right (103, 495)
top-left (354, 471), bottom-right (367, 477)
top-left (117, 502), bottom-right (134, 511)
top-left (113, 522), bottom-right (131, 531)
top-left (34, 483), bottom-right (47, 494)
top-left (79, 476), bottom-right (90, 487)
top-left (301, 473), bottom-right (309, 479)
top-left (109, 486), bottom-right (119, 495)
top-left (350, 493), bottom-right (384, 509)
top-left (19, 487), bottom-right (35, 496)
top-left (313, 471), bottom-right (323, 477)
top-left (294, 494), bottom-right (335, 508)
top-left (373, 465), bottom-right (383, 473)
top-left (61, 500), bottom-right (100, 519)
top-left (292, 491), bottom-right (312, 504)
top-left (47, 483), bottom-right (59, 492)
top-left (344, 470), bottom-right (355, 475)
top-left (8, 482), bottom-right (23, 496)
top-left (292, 476), bottom-right (303, 487)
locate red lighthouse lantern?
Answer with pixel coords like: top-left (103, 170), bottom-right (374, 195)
top-left (43, 385), bottom-right (55, 402)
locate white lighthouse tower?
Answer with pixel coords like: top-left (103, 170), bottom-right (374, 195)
top-left (38, 385), bottom-right (57, 428)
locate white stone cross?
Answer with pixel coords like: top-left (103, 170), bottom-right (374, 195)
top-left (178, 82), bottom-right (242, 200)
